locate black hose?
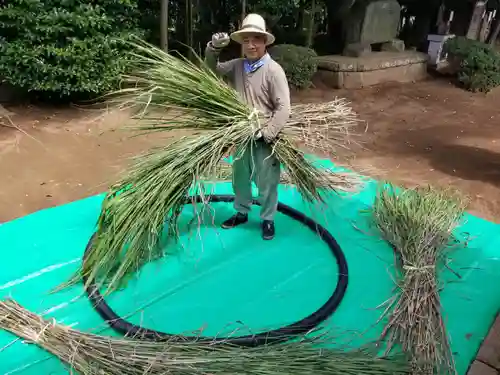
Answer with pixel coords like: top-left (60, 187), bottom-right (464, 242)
top-left (83, 194), bottom-right (349, 347)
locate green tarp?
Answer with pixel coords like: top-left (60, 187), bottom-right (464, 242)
top-left (0, 161), bottom-right (498, 374)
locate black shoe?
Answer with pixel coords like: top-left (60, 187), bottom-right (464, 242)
top-left (221, 213), bottom-right (248, 229)
top-left (262, 220), bottom-right (275, 240)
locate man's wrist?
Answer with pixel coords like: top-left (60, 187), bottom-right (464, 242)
top-left (208, 42), bottom-right (222, 52)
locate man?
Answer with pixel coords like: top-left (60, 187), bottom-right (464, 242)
top-left (205, 13), bottom-right (291, 241)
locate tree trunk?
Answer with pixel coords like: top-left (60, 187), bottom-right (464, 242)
top-left (325, 0), bottom-right (349, 54)
top-left (185, 0), bottom-right (193, 59)
top-left (192, 0), bottom-right (200, 53)
top-left (466, 0), bottom-right (487, 40)
top-left (176, 0), bottom-right (186, 45)
top-left (241, 0), bottom-right (246, 57)
top-left (160, 0), bottom-right (169, 52)
top-left (488, 16), bottom-right (500, 45)
top-left (241, 0), bottom-right (246, 26)
top-left (306, 0), bottom-right (316, 48)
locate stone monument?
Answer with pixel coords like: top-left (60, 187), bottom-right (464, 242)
top-left (343, 0), bottom-right (404, 57)
top-left (313, 0), bottom-right (428, 89)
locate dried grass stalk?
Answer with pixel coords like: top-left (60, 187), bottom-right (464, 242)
top-left (61, 39), bottom-right (364, 293)
top-left (372, 183), bottom-right (468, 374)
top-left (0, 299), bottom-right (411, 374)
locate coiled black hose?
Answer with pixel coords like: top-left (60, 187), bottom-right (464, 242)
top-left (83, 194), bottom-right (349, 347)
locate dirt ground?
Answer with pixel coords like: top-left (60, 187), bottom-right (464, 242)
top-left (1, 77), bottom-right (500, 223)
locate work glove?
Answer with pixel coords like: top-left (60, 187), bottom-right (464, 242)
top-left (211, 32), bottom-right (230, 49)
top-left (251, 116), bottom-right (275, 143)
top-left (254, 127), bottom-right (276, 143)
top-left (254, 130), bottom-right (263, 140)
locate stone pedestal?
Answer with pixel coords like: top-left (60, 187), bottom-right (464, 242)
top-left (315, 51), bottom-right (429, 89)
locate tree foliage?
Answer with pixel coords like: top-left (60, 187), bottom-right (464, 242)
top-left (269, 44), bottom-right (318, 89)
top-left (3, 0), bottom-right (499, 98)
top-left (445, 37), bottom-right (500, 93)
top-left (0, 0), bottom-right (333, 98)
top-left (0, 0), bottom-right (142, 97)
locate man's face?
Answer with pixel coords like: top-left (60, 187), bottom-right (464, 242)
top-left (242, 34), bottom-right (267, 61)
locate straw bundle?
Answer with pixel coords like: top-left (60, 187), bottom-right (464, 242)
top-left (110, 40), bottom-right (361, 158)
top-left (372, 184), bottom-right (467, 374)
top-left (64, 39), bottom-right (363, 292)
top-left (204, 161), bottom-right (360, 191)
top-left (0, 299), bottom-right (411, 374)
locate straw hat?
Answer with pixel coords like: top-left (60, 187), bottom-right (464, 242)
top-left (230, 13), bottom-right (276, 46)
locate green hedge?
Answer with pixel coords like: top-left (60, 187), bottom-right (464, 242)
top-left (269, 44), bottom-right (318, 89)
top-left (445, 37), bottom-right (500, 93)
top-left (0, 0), bottom-right (143, 98)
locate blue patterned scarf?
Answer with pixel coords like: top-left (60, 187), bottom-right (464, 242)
top-left (244, 53), bottom-right (270, 74)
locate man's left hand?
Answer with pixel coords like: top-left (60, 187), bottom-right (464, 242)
top-left (259, 127), bottom-right (276, 143)
top-left (253, 118), bottom-right (277, 143)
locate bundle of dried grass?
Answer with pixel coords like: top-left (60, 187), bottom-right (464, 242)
top-left (0, 299), bottom-right (411, 374)
top-left (64, 39), bottom-right (363, 293)
top-left (372, 183), bottom-right (468, 374)
top-left (109, 40), bottom-right (362, 158)
top-left (204, 161), bottom-right (361, 192)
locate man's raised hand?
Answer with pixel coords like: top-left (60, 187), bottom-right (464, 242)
top-left (211, 32), bottom-right (230, 49)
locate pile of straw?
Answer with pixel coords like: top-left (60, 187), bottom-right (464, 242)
top-left (372, 184), bottom-right (468, 374)
top-left (66, 39), bottom-right (363, 293)
top-left (0, 299), bottom-right (411, 374)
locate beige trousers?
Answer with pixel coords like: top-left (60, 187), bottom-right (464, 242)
top-left (232, 141), bottom-right (280, 221)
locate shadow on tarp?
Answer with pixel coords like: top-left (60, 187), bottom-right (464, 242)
top-left (0, 159), bottom-right (498, 375)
